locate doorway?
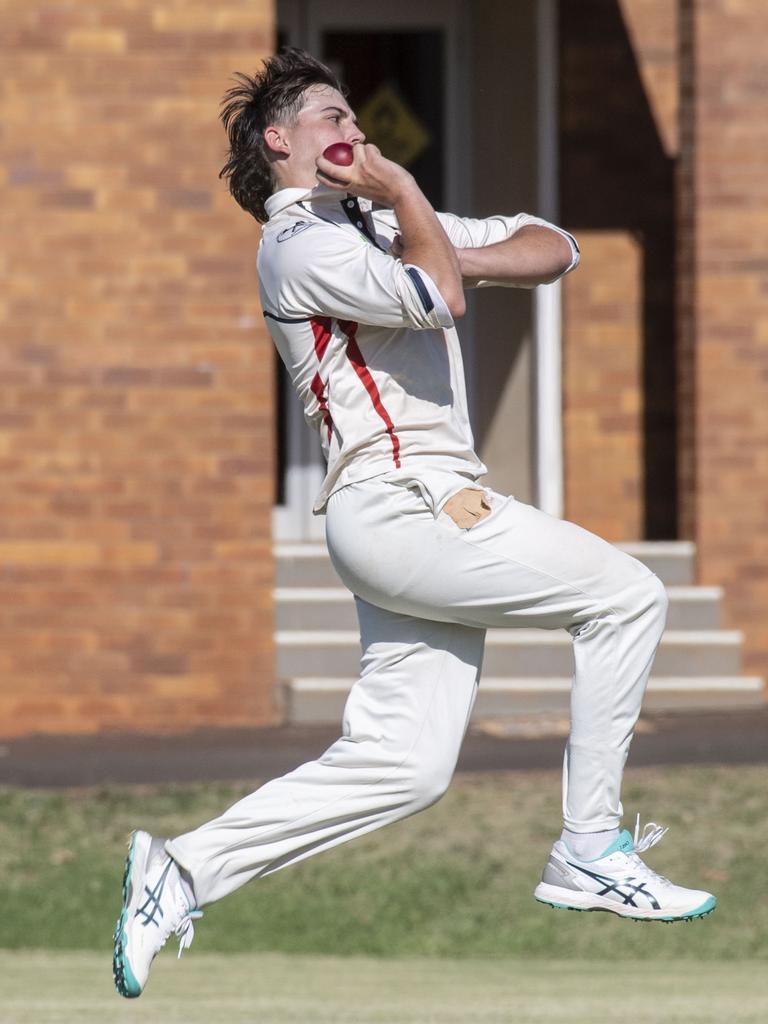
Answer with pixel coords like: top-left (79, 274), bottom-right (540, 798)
top-left (273, 0), bottom-right (470, 540)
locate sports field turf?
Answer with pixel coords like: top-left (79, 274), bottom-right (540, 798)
top-left (1, 765), bottom-right (767, 1018)
top-left (1, 765), bottom-right (766, 960)
top-left (1, 951), bottom-right (766, 1023)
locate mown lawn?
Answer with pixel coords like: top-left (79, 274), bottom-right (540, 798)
top-left (0, 765), bottom-right (765, 960)
top-left (1, 952), bottom-right (766, 1024)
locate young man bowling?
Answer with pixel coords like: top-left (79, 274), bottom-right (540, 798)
top-left (113, 47), bottom-right (715, 1000)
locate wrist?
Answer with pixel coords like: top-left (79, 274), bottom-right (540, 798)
top-left (386, 170), bottom-right (418, 208)
top-left (457, 247), bottom-right (482, 277)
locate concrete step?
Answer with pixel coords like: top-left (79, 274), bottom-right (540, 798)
top-left (619, 541), bottom-right (696, 586)
top-left (276, 544), bottom-right (340, 588)
top-left (274, 585), bottom-right (722, 632)
top-left (664, 586), bottom-right (721, 629)
top-left (275, 540), bottom-right (697, 589)
top-left (284, 675), bottom-right (766, 725)
top-left (276, 628), bottom-right (744, 679)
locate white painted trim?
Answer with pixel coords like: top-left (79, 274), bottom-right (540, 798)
top-left (534, 0), bottom-right (563, 518)
top-left (534, 282), bottom-right (563, 517)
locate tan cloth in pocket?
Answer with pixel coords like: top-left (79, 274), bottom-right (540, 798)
top-left (442, 487), bottom-right (491, 529)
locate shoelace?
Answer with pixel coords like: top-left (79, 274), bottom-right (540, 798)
top-left (175, 906), bottom-right (203, 960)
top-left (633, 814), bottom-right (669, 853)
top-left (146, 860), bottom-right (204, 961)
top-left (629, 813), bottom-right (672, 885)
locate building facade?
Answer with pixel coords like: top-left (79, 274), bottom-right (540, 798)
top-left (1, 0), bottom-right (765, 738)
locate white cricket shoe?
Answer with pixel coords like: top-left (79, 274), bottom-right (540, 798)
top-left (534, 818), bottom-right (716, 922)
top-left (113, 830), bottom-right (203, 998)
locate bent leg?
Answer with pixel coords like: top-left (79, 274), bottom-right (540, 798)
top-left (326, 479), bottom-right (669, 833)
top-left (166, 601), bottom-right (484, 906)
top-left (563, 569), bottom-right (668, 830)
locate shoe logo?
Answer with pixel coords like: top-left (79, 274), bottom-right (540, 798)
top-left (135, 858), bottom-right (172, 929)
top-left (566, 860), bottom-right (661, 910)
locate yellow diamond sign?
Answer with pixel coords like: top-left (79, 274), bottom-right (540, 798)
top-left (357, 84), bottom-right (432, 168)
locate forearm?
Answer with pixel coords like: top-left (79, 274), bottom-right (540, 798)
top-left (458, 225), bottom-right (575, 288)
top-left (393, 180), bottom-right (465, 317)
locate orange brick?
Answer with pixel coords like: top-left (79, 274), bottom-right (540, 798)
top-left (0, 1), bottom-right (276, 738)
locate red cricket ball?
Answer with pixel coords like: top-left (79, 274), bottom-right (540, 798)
top-left (322, 142), bottom-right (354, 166)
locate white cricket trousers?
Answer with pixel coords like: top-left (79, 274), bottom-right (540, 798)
top-left (166, 475), bottom-right (668, 907)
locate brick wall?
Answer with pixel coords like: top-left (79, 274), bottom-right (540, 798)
top-left (1, 2), bottom-right (276, 737)
top-left (684, 0), bottom-right (768, 675)
top-left (619, 0), bottom-right (679, 157)
top-left (560, 0), bottom-right (679, 539)
top-left (563, 232), bottom-right (643, 540)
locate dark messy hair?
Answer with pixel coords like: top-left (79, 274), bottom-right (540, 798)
top-left (219, 47), bottom-right (347, 223)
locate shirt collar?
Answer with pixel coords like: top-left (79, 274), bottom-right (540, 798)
top-left (265, 184), bottom-right (349, 219)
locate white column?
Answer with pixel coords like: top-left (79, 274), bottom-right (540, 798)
top-left (534, 0), bottom-right (564, 518)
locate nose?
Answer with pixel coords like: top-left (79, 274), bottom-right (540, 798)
top-left (349, 122), bottom-right (365, 145)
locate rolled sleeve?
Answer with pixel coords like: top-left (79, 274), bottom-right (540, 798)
top-left (436, 210), bottom-right (580, 286)
top-left (402, 264), bottom-right (454, 328)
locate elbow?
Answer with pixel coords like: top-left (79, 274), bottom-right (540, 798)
top-left (557, 254), bottom-right (573, 278)
top-left (544, 261), bottom-right (571, 285)
top-left (447, 289), bottom-right (466, 319)
top-left (557, 250), bottom-right (576, 278)
top-left (536, 230), bottom-right (578, 285)
top-left (536, 254), bottom-right (576, 288)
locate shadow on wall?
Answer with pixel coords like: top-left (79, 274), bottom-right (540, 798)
top-left (560, 0), bottom-right (678, 539)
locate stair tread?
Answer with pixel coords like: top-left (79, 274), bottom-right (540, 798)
top-left (276, 628), bottom-right (743, 645)
top-left (287, 674), bottom-right (764, 690)
top-left (274, 585), bottom-right (722, 600)
top-left (275, 540), bottom-right (697, 557)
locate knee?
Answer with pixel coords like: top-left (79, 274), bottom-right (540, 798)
top-left (628, 572), bottom-right (668, 633)
top-left (404, 757), bottom-right (455, 814)
top-left (645, 572), bottom-right (669, 624)
top-left (602, 568), bottom-right (668, 635)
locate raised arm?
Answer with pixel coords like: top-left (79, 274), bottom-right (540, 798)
top-left (316, 144), bottom-right (465, 318)
top-left (457, 225), bottom-right (575, 288)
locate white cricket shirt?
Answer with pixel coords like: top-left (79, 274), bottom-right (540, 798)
top-left (258, 184), bottom-right (579, 515)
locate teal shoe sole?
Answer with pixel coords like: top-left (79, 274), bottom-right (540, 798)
top-left (535, 893), bottom-right (717, 923)
top-left (113, 832), bottom-right (142, 998)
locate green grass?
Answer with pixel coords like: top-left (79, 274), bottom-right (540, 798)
top-left (1, 952), bottom-right (767, 1023)
top-left (0, 765), bottom-right (766, 959)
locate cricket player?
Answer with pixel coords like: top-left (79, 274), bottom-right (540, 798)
top-left (113, 48), bottom-right (715, 999)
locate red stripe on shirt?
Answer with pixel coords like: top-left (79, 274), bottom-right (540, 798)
top-left (311, 316), bottom-right (332, 361)
top-left (338, 319), bottom-right (401, 468)
top-left (310, 317), bottom-right (333, 442)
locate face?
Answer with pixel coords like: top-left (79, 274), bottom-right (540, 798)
top-left (267, 84), bottom-right (365, 188)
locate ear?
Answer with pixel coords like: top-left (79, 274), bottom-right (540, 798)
top-left (264, 125), bottom-right (289, 157)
